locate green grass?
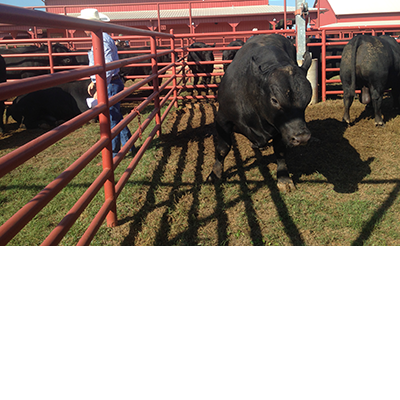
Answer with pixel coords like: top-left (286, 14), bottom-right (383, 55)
top-left (0, 101), bottom-right (168, 246)
top-left (2, 96), bottom-right (400, 246)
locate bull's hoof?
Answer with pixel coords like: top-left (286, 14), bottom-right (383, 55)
top-left (342, 117), bottom-right (350, 125)
top-left (277, 178), bottom-right (296, 193)
top-left (207, 171), bottom-right (220, 183)
top-left (375, 121), bottom-right (385, 127)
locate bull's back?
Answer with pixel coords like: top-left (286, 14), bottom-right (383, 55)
top-left (341, 36), bottom-right (396, 87)
top-left (218, 35), bottom-right (294, 103)
top-left (217, 35), bottom-right (295, 131)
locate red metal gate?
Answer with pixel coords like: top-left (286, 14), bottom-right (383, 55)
top-left (0, 5), bottom-right (175, 245)
top-left (1, 4), bottom-right (400, 245)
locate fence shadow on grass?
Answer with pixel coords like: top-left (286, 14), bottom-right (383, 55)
top-left (352, 179), bottom-right (400, 246)
top-left (119, 101), bottom-right (216, 245)
top-left (119, 101), bottom-right (308, 245)
top-left (118, 103), bottom-right (398, 246)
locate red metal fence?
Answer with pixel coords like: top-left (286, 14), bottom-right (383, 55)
top-left (0, 5), bottom-right (176, 245)
top-left (1, 4), bottom-right (400, 245)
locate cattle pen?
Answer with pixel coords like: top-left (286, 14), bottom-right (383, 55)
top-left (1, 4), bottom-right (400, 246)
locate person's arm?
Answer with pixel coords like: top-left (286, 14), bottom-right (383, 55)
top-left (87, 34), bottom-right (118, 97)
top-left (87, 49), bottom-right (97, 97)
top-left (103, 33), bottom-right (117, 85)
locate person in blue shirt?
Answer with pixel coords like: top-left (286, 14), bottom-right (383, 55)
top-left (78, 8), bottom-right (135, 158)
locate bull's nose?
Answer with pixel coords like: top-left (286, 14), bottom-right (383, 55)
top-left (290, 131), bottom-right (311, 146)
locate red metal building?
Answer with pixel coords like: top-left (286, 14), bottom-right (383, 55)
top-left (315, 0), bottom-right (400, 31)
top-left (1, 1), bottom-right (322, 40)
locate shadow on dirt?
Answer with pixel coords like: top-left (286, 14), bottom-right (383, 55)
top-left (287, 117), bottom-right (373, 193)
top-left (120, 98), bottom-right (372, 245)
top-left (0, 124), bottom-right (47, 151)
top-left (345, 96), bottom-right (400, 126)
top-left (119, 100), bottom-right (377, 245)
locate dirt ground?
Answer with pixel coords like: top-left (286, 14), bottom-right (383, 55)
top-left (161, 94), bottom-right (400, 198)
top-left (122, 92), bottom-right (400, 246)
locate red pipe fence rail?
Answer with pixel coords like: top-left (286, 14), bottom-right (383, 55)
top-left (1, 4), bottom-right (400, 245)
top-left (0, 4), bottom-right (175, 245)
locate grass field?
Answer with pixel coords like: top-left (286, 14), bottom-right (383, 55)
top-left (1, 95), bottom-right (400, 246)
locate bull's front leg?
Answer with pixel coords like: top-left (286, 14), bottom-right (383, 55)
top-left (273, 137), bottom-right (295, 193)
top-left (207, 120), bottom-right (232, 182)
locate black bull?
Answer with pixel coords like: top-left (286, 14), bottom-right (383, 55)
top-left (340, 35), bottom-right (400, 126)
top-left (7, 79), bottom-right (90, 130)
top-left (187, 42), bottom-right (215, 85)
top-left (0, 44), bottom-right (78, 80)
top-left (209, 34), bottom-right (312, 193)
top-left (222, 40), bottom-right (245, 72)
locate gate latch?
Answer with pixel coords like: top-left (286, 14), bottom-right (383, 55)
top-left (295, 2), bottom-right (309, 18)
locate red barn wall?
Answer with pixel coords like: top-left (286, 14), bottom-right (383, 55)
top-left (317, 0), bottom-right (337, 27)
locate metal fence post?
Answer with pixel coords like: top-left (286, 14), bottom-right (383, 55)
top-left (47, 38), bottom-right (54, 73)
top-left (296, 0), bottom-right (307, 64)
top-left (150, 35), bottom-right (162, 136)
top-left (92, 28), bottom-right (118, 227)
top-left (321, 29), bottom-right (327, 102)
top-left (170, 29), bottom-right (178, 108)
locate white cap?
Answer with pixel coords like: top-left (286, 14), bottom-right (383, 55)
top-left (77, 8), bottom-right (110, 22)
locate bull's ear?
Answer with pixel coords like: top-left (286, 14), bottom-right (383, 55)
top-left (300, 51), bottom-right (312, 73)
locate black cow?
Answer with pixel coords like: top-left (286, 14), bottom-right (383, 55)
top-left (6, 79), bottom-right (90, 129)
top-left (0, 54), bottom-right (6, 133)
top-left (208, 34), bottom-right (312, 192)
top-left (74, 54), bottom-right (89, 66)
top-left (187, 42), bottom-right (215, 86)
top-left (340, 35), bottom-right (400, 126)
top-left (222, 40), bottom-right (244, 72)
top-left (0, 43), bottom-right (78, 80)
top-left (117, 46), bottom-right (171, 87)
top-left (55, 79), bottom-right (91, 114)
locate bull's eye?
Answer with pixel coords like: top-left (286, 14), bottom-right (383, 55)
top-left (271, 97), bottom-right (280, 108)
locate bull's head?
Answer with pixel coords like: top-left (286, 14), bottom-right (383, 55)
top-left (52, 43), bottom-right (78, 66)
top-left (257, 57), bottom-right (312, 148)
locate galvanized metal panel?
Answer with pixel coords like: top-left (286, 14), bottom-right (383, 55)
top-left (65, 4), bottom-right (297, 21)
